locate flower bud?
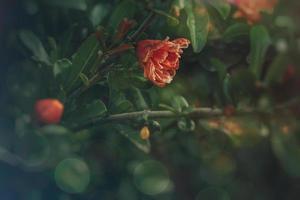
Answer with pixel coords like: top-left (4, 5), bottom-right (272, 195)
top-left (34, 99), bottom-right (64, 124)
top-left (115, 18), bottom-right (136, 41)
top-left (140, 126), bottom-right (150, 140)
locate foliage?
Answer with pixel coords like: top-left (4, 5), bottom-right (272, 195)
top-left (0, 0), bottom-right (300, 199)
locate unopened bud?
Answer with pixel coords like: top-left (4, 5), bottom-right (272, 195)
top-left (140, 126), bottom-right (150, 140)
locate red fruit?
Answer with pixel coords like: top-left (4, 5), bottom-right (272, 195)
top-left (34, 99), bottom-right (64, 124)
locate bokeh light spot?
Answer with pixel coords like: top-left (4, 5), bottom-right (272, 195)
top-left (133, 160), bottom-right (172, 195)
top-left (55, 158), bottom-right (90, 193)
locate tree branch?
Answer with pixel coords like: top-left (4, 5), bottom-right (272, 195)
top-left (73, 108), bottom-right (223, 130)
top-left (106, 108), bottom-right (222, 121)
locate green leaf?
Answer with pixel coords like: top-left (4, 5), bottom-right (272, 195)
top-left (128, 87), bottom-right (148, 110)
top-left (208, 0), bottom-right (231, 20)
top-left (271, 123), bottom-right (300, 177)
top-left (173, 0), bottom-right (185, 9)
top-left (108, 70), bottom-right (150, 91)
top-left (223, 23), bottom-right (249, 42)
top-left (223, 74), bottom-right (234, 104)
top-left (116, 124), bottom-right (151, 153)
top-left (153, 9), bottom-right (179, 25)
top-left (177, 118), bottom-right (196, 132)
top-left (81, 100), bottom-right (107, 121)
top-left (53, 58), bottom-right (72, 78)
top-left (185, 1), bottom-right (209, 53)
top-left (171, 96), bottom-right (189, 113)
top-left (265, 53), bottom-right (288, 85)
top-left (249, 25), bottom-right (271, 79)
top-left (109, 99), bottom-right (134, 114)
top-left (108, 70), bottom-right (131, 90)
top-left (65, 35), bottom-right (100, 92)
top-left (89, 4), bottom-right (110, 27)
top-left (39, 125), bottom-right (70, 136)
top-left (66, 100), bottom-right (107, 126)
top-left (210, 58), bottom-right (227, 82)
top-left (43, 0), bottom-right (87, 10)
top-left (109, 0), bottom-right (136, 29)
top-left (19, 30), bottom-right (50, 65)
top-left (79, 73), bottom-right (89, 86)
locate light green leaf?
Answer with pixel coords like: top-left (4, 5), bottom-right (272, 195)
top-left (172, 96), bottom-right (189, 113)
top-left (89, 4), bottom-right (110, 27)
top-left (185, 1), bottom-right (209, 53)
top-left (79, 73), bottom-right (89, 86)
top-left (249, 25), bottom-right (271, 78)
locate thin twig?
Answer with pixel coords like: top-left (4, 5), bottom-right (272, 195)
top-left (127, 12), bottom-right (156, 42)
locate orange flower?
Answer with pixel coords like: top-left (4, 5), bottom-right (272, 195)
top-left (136, 38), bottom-right (190, 87)
top-left (34, 99), bottom-right (64, 124)
top-left (229, 0), bottom-right (277, 24)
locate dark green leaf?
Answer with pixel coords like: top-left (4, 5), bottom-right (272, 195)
top-left (153, 9), bottom-right (179, 25)
top-left (210, 58), bottom-right (227, 82)
top-left (65, 35), bottom-right (100, 92)
top-left (39, 125), bottom-right (70, 136)
top-left (128, 87), bottom-right (148, 110)
top-left (66, 100), bottom-right (107, 126)
top-left (208, 0), bottom-right (231, 20)
top-left (81, 100), bottom-right (107, 120)
top-left (271, 123), bottom-right (300, 177)
top-left (110, 100), bottom-right (134, 114)
top-left (265, 53), bottom-right (288, 85)
top-left (116, 124), bottom-right (151, 153)
top-left (109, 0), bottom-right (136, 29)
top-left (108, 70), bottom-right (131, 90)
top-left (223, 23), bottom-right (249, 42)
top-left (53, 58), bottom-right (72, 78)
top-left (19, 30), bottom-right (50, 65)
top-left (249, 25), bottom-right (271, 79)
top-left (223, 74), bottom-right (234, 104)
top-left (43, 0), bottom-right (87, 10)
